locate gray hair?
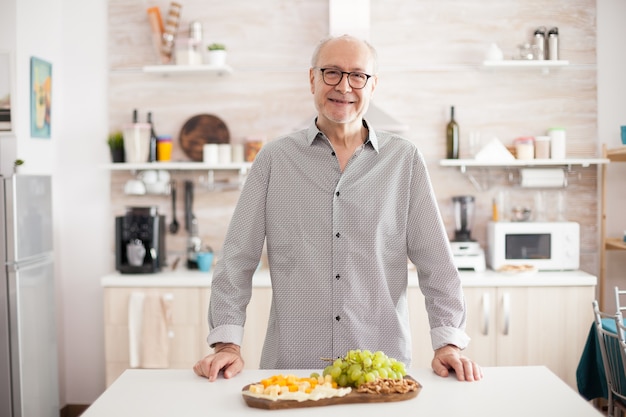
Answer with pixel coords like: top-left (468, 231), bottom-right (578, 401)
top-left (310, 35), bottom-right (379, 74)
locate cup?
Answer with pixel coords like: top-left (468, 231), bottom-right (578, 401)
top-left (196, 252), bottom-right (214, 272)
top-left (138, 170), bottom-right (158, 184)
top-left (124, 179), bottom-right (146, 195)
top-left (621, 126), bottom-right (626, 145)
top-left (203, 144), bottom-right (219, 164)
top-left (122, 123), bottom-right (151, 163)
top-left (157, 136), bottom-right (173, 161)
top-left (218, 144), bottom-right (232, 164)
top-left (126, 239), bottom-right (146, 266)
top-left (231, 144), bottom-right (244, 163)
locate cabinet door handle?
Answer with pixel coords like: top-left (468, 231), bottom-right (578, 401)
top-left (502, 292), bottom-right (511, 336)
top-left (481, 292), bottom-right (490, 336)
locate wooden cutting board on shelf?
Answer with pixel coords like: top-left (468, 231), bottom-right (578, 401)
top-left (178, 114), bottom-right (230, 161)
top-left (241, 376), bottom-right (421, 410)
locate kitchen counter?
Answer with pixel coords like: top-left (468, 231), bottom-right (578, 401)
top-left (82, 367), bottom-right (601, 416)
top-left (100, 268), bottom-right (597, 288)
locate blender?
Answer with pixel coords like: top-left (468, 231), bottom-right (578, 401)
top-left (450, 196), bottom-right (486, 272)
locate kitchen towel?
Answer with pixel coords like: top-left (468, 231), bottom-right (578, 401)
top-left (520, 168), bottom-right (566, 188)
top-left (474, 138), bottom-right (516, 162)
top-left (128, 292), bottom-right (145, 369)
top-left (140, 291), bottom-right (174, 368)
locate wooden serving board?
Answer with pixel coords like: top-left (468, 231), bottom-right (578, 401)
top-left (178, 114), bottom-right (230, 161)
top-left (241, 376), bottom-right (421, 410)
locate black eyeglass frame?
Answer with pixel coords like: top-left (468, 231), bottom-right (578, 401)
top-left (314, 67), bottom-right (373, 89)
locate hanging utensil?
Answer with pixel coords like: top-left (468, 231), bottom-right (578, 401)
top-left (184, 180), bottom-right (194, 233)
top-left (169, 180), bottom-right (179, 234)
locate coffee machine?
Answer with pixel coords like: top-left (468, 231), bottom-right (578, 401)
top-left (450, 196), bottom-right (486, 272)
top-left (115, 206), bottom-right (166, 274)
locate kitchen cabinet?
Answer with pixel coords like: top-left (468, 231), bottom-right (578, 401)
top-left (101, 270), bottom-right (595, 389)
top-left (198, 286), bottom-right (273, 370)
top-left (407, 288), bottom-right (436, 369)
top-left (461, 285), bottom-right (594, 389)
top-left (103, 285), bottom-right (272, 387)
top-left (599, 144), bottom-right (626, 309)
top-left (103, 287), bottom-right (205, 387)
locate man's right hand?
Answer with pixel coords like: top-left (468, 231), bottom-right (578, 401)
top-left (193, 342), bottom-right (244, 381)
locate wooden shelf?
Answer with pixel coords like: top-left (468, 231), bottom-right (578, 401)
top-left (440, 158), bottom-right (608, 169)
top-left (606, 146), bottom-right (626, 162)
top-left (599, 144), bottom-right (626, 308)
top-left (102, 161), bottom-right (251, 171)
top-left (141, 64), bottom-right (233, 76)
top-left (606, 238), bottom-right (626, 251)
top-left (440, 157), bottom-right (608, 192)
top-left (482, 60), bottom-right (570, 72)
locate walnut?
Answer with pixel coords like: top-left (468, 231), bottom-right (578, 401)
top-left (356, 378), bottom-right (419, 394)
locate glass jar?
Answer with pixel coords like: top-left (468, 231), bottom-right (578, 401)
top-left (534, 136), bottom-right (551, 159)
top-left (514, 137), bottom-right (535, 160)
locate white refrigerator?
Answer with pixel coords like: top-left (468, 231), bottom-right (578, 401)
top-left (0, 175), bottom-right (59, 417)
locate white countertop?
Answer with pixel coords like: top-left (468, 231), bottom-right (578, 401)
top-left (81, 367), bottom-right (601, 417)
top-left (100, 268), bottom-right (597, 288)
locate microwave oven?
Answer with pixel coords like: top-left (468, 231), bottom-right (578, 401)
top-left (487, 221), bottom-right (580, 271)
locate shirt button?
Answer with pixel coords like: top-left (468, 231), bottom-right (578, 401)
top-left (331, 151), bottom-right (336, 156)
top-left (335, 191), bottom-right (340, 197)
top-left (335, 232), bottom-right (340, 238)
top-left (335, 316), bottom-right (341, 321)
top-left (335, 274), bottom-right (340, 280)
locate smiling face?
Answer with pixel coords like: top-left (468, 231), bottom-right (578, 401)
top-left (309, 36), bottom-right (378, 131)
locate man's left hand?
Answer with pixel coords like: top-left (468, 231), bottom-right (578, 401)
top-left (432, 345), bottom-right (483, 382)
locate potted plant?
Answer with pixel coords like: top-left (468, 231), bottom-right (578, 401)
top-left (13, 159), bottom-right (24, 174)
top-left (207, 43), bottom-right (227, 66)
top-left (107, 131), bottom-right (125, 163)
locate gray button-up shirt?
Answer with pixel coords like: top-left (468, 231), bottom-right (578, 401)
top-left (207, 120), bottom-right (470, 369)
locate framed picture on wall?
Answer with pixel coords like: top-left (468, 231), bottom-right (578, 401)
top-left (30, 56), bottom-right (52, 138)
top-left (0, 52), bottom-right (11, 133)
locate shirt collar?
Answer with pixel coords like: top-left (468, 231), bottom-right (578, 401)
top-left (306, 118), bottom-right (380, 153)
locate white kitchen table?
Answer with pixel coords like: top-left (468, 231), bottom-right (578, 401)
top-left (82, 366), bottom-right (602, 416)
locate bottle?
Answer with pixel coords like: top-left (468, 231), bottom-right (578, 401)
top-left (132, 108), bottom-right (138, 123)
top-left (533, 27), bottom-right (546, 60)
top-left (446, 106), bottom-right (459, 159)
top-left (548, 127), bottom-right (566, 159)
top-left (492, 198), bottom-right (499, 222)
top-left (548, 27), bottom-right (559, 60)
top-left (147, 112), bottom-right (158, 162)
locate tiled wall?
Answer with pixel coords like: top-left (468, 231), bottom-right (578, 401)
top-left (108, 0), bottom-right (599, 273)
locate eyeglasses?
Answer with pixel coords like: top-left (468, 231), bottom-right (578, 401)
top-left (315, 67), bottom-right (373, 89)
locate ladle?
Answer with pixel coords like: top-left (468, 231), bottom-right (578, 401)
top-left (169, 180), bottom-right (179, 234)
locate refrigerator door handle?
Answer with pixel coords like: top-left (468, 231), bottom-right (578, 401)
top-left (6, 253), bottom-right (54, 271)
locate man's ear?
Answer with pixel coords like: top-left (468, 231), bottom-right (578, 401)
top-left (309, 68), bottom-right (316, 94)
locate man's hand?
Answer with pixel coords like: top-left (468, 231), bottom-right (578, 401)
top-left (193, 343), bottom-right (244, 382)
top-left (431, 344), bottom-right (483, 382)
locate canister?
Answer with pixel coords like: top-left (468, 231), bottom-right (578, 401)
top-left (534, 136), bottom-right (551, 159)
top-left (156, 136), bottom-right (172, 161)
top-left (218, 144), bottom-right (232, 164)
top-left (514, 137), bottom-right (535, 160)
top-left (203, 144), bottom-right (219, 164)
top-left (548, 128), bottom-right (566, 159)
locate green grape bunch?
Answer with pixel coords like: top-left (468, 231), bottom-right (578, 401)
top-left (321, 349), bottom-right (407, 388)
